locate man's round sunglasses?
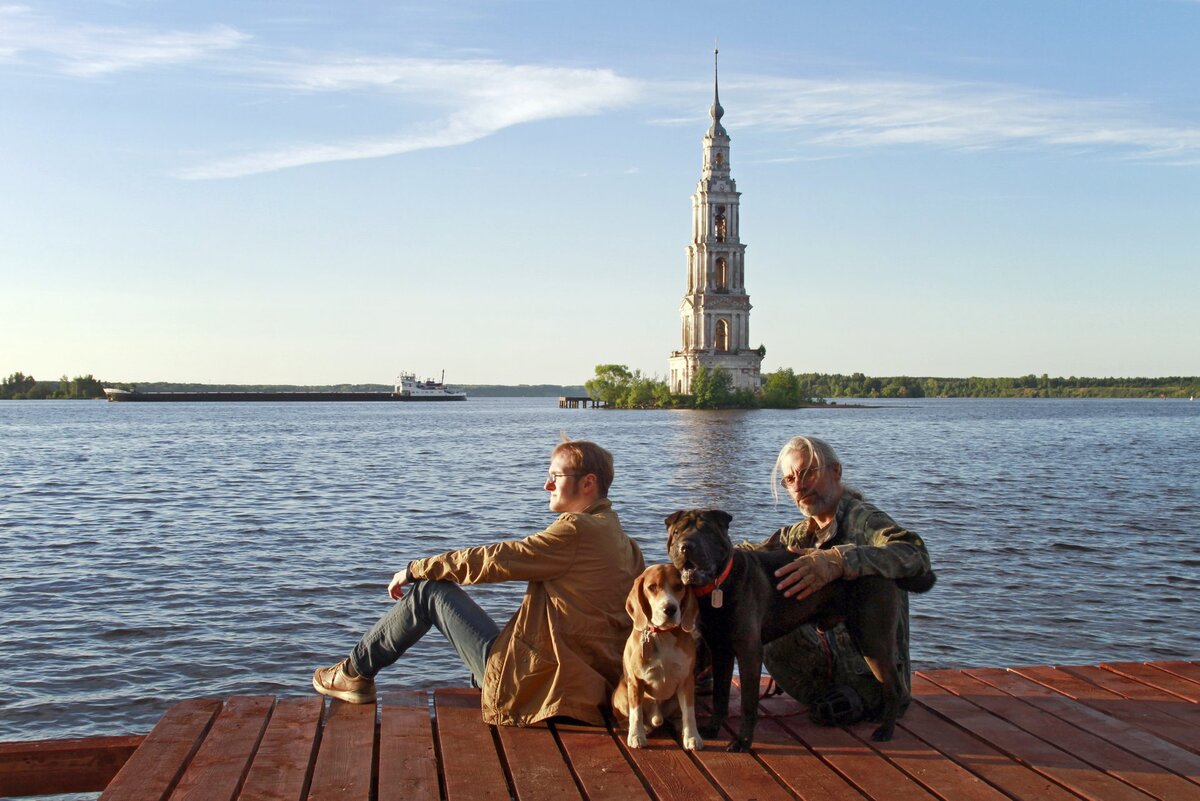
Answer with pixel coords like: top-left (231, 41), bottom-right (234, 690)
top-left (780, 465), bottom-right (831, 488)
top-left (547, 472), bottom-right (581, 484)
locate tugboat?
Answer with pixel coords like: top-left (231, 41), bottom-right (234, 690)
top-left (394, 371), bottom-right (467, 400)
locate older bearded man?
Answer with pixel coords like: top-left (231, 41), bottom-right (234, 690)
top-left (752, 436), bottom-right (933, 726)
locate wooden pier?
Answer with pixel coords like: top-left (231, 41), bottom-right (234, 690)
top-left (2, 660), bottom-right (1197, 799)
top-left (559, 396), bottom-right (606, 409)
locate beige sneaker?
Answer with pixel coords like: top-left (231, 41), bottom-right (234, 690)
top-left (312, 659), bottom-right (376, 704)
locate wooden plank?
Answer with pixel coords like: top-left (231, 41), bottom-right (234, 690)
top-left (1152, 661), bottom-right (1200, 686)
top-left (700, 685), bottom-right (864, 801)
top-left (1058, 665), bottom-right (1200, 729)
top-left (853, 712), bottom-right (1014, 801)
top-left (552, 721), bottom-right (651, 801)
top-left (101, 699), bottom-right (223, 801)
top-left (307, 699), bottom-right (376, 801)
top-left (378, 692), bottom-right (439, 801)
top-left (617, 726), bottom-right (723, 801)
top-left (763, 695), bottom-right (939, 801)
top-left (899, 700), bottom-right (1081, 801)
top-left (0, 735), bottom-right (143, 797)
top-left (1014, 665), bottom-right (1200, 756)
top-left (1102, 662), bottom-right (1200, 703)
top-left (967, 668), bottom-right (1200, 786)
top-left (749, 717), bottom-right (866, 801)
top-left (689, 740), bottom-right (795, 801)
top-left (764, 672), bottom-right (1014, 801)
top-left (1063, 664), bottom-right (1200, 717)
top-left (169, 696), bottom-right (274, 801)
top-left (914, 673), bottom-right (1156, 801)
top-left (240, 696), bottom-right (325, 801)
top-left (433, 687), bottom-right (509, 801)
top-left (928, 670), bottom-right (1200, 801)
top-left (496, 723), bottom-right (581, 801)
top-left (656, 697), bottom-right (791, 801)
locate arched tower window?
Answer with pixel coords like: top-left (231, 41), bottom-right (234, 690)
top-left (714, 206), bottom-right (727, 242)
top-left (715, 257), bottom-right (728, 290)
top-left (715, 319), bottom-right (730, 352)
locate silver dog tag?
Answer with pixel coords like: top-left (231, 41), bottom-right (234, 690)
top-left (711, 588), bottom-right (724, 608)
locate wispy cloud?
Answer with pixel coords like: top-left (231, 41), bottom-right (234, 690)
top-left (7, 3), bottom-right (1198, 175)
top-left (723, 76), bottom-right (1200, 164)
top-left (176, 58), bottom-right (639, 179)
top-left (0, 4), bottom-right (247, 76)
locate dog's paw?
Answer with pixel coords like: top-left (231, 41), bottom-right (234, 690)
top-left (725, 737), bottom-right (752, 753)
top-left (870, 721), bottom-right (895, 742)
top-left (683, 734), bottom-right (704, 751)
top-left (627, 732), bottom-right (648, 749)
top-left (649, 710), bottom-right (664, 728)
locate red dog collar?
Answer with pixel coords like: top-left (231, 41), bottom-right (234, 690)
top-left (693, 557), bottom-right (734, 598)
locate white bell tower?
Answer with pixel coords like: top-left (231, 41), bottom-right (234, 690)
top-left (669, 50), bottom-right (764, 395)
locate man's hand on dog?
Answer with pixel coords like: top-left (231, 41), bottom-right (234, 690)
top-left (776, 547), bottom-right (846, 600)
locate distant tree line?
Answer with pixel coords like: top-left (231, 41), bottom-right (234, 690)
top-left (6, 368), bottom-right (1195, 402)
top-left (792, 372), bottom-right (1199, 399)
top-left (1, 372), bottom-right (107, 399)
top-left (0, 372), bottom-right (585, 399)
top-left (585, 365), bottom-right (1199, 409)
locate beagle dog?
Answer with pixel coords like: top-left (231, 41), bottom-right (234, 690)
top-left (612, 563), bottom-right (704, 750)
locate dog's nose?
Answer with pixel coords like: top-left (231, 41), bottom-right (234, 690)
top-left (665, 602), bottom-right (678, 619)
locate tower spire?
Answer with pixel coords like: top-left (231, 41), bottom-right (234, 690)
top-left (709, 48), bottom-right (726, 136)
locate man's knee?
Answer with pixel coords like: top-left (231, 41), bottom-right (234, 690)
top-left (407, 578), bottom-right (461, 608)
top-left (763, 625), bottom-right (834, 705)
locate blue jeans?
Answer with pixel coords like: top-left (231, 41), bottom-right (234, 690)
top-left (348, 579), bottom-right (500, 687)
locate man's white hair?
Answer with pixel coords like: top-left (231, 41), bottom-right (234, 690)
top-left (771, 435), bottom-right (863, 504)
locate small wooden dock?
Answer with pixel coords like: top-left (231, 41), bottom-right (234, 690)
top-left (559, 396), bottom-right (606, 409)
top-left (2, 660), bottom-right (1198, 800)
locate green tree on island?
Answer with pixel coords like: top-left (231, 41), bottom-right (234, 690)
top-left (761, 368), bottom-right (803, 408)
top-left (689, 366), bottom-right (757, 408)
top-left (586, 364), bottom-right (760, 409)
top-left (1, 372), bottom-right (38, 399)
top-left (584, 364), bottom-right (676, 408)
top-left (1, 372), bottom-right (108, 400)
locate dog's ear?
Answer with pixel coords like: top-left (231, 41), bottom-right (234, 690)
top-left (706, 509), bottom-right (733, 527)
top-left (626, 573), bottom-right (651, 629)
top-left (679, 582), bottom-right (700, 634)
top-left (665, 511), bottom-right (686, 550)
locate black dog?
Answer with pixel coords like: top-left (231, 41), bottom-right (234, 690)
top-left (666, 509), bottom-right (935, 751)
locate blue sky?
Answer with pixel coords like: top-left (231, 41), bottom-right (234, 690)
top-left (3, 1), bottom-right (1198, 385)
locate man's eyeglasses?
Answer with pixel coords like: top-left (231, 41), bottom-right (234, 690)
top-left (780, 465), bottom-right (830, 488)
top-left (547, 472), bottom-right (581, 485)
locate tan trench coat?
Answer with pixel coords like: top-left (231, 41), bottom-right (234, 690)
top-left (407, 499), bottom-right (644, 726)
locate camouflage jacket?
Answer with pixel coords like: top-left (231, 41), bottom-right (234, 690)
top-left (755, 493), bottom-right (931, 580)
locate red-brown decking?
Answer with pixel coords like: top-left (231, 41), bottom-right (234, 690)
top-left (2, 660), bottom-right (1197, 800)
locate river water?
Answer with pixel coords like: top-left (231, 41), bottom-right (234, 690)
top-left (2, 397), bottom-right (1197, 741)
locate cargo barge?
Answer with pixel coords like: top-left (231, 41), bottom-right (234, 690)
top-left (102, 372), bottom-right (467, 402)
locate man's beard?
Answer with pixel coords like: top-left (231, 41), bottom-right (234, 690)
top-left (797, 485), bottom-right (838, 518)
